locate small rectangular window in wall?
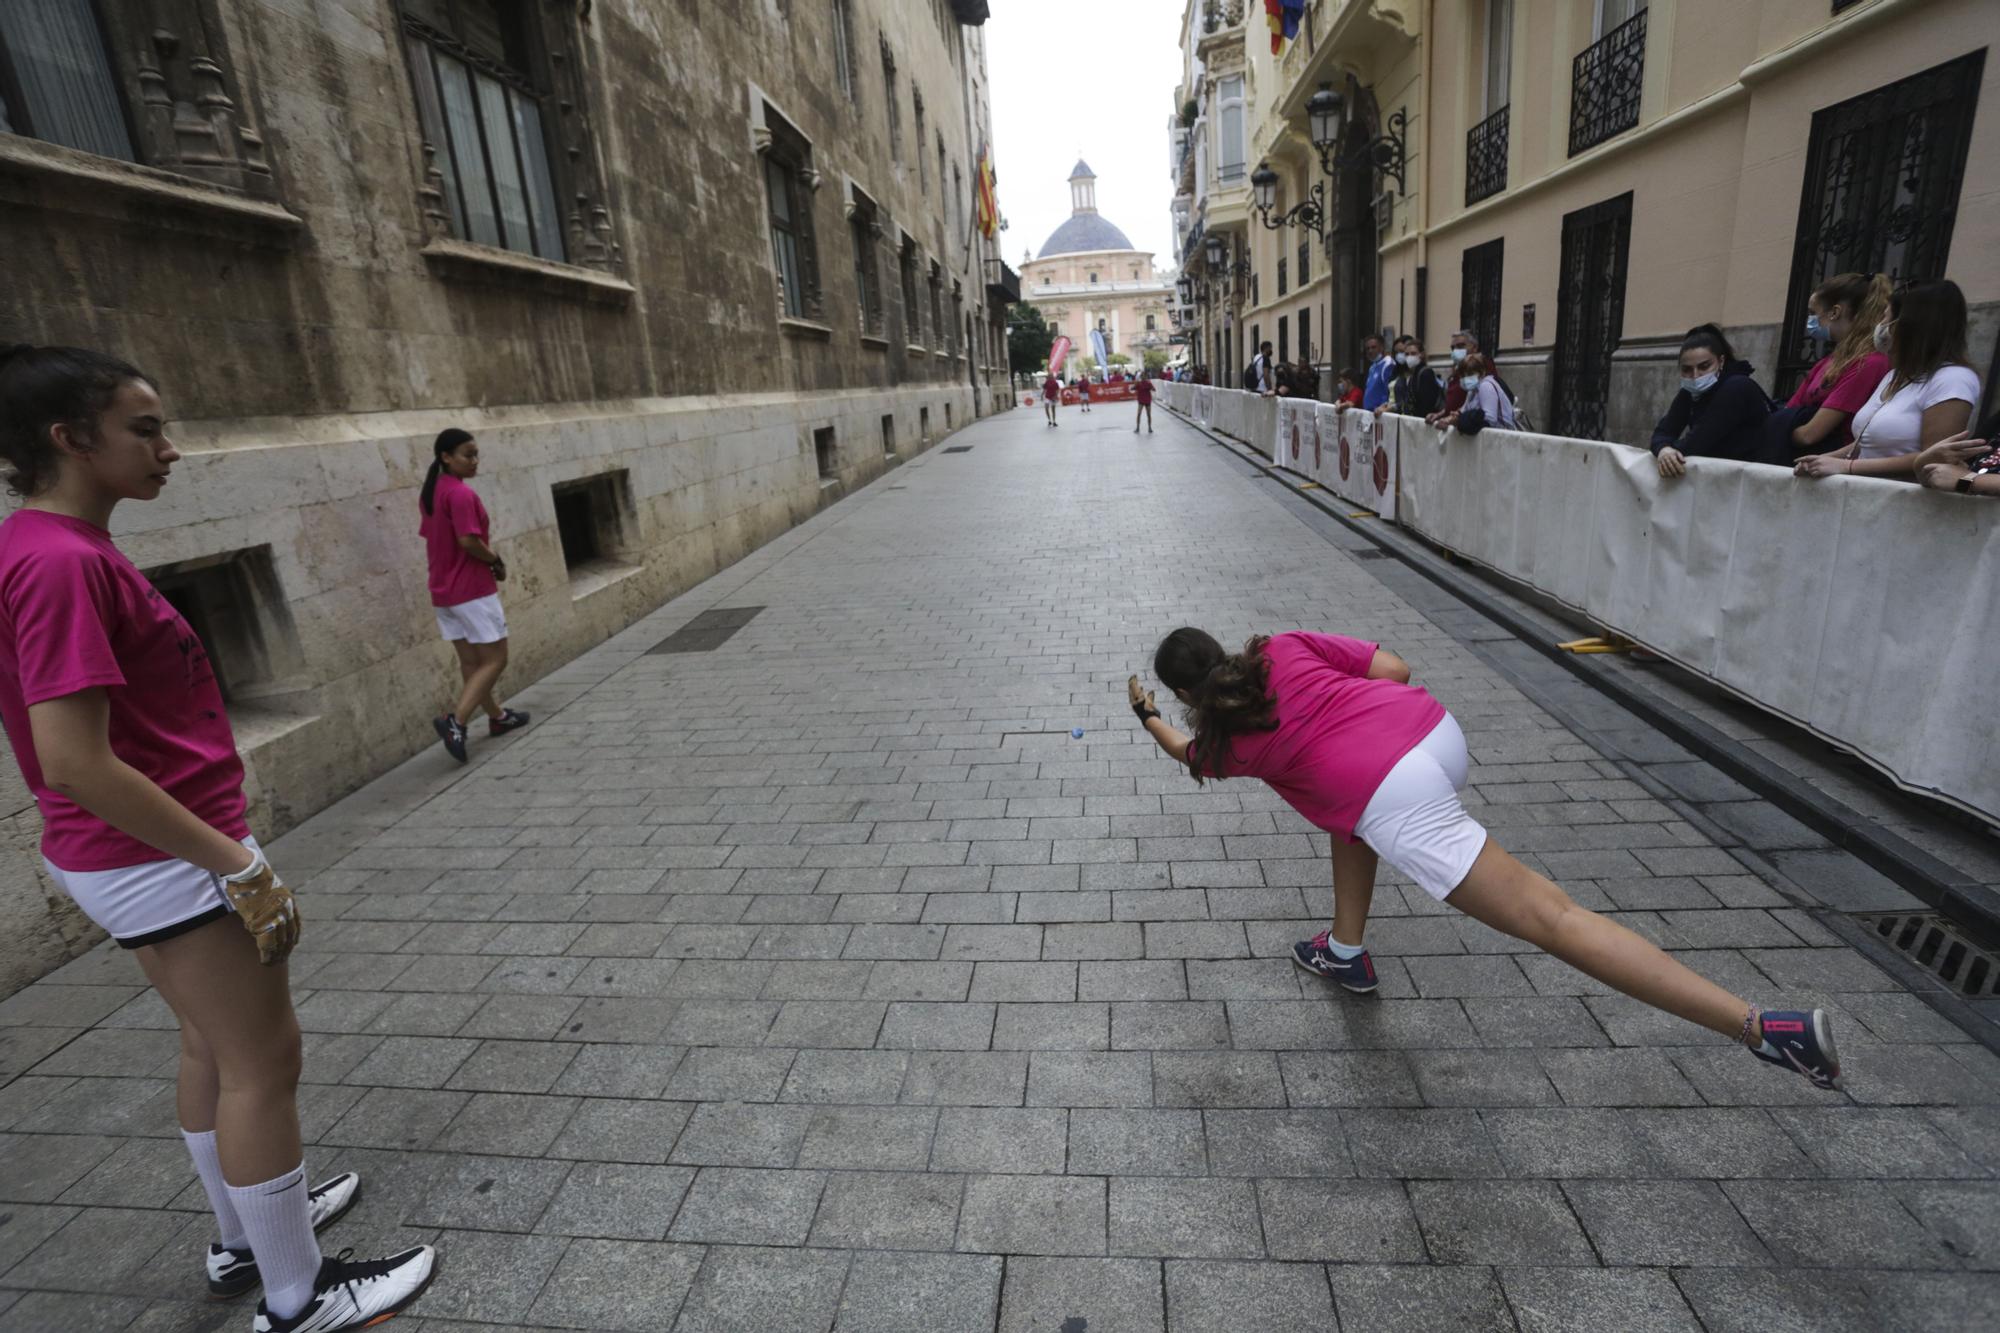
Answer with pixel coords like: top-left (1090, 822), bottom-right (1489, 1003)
top-left (814, 426), bottom-right (838, 479)
top-left (145, 547), bottom-right (308, 714)
top-left (0, 0), bottom-right (135, 161)
top-left (881, 413), bottom-right (896, 456)
top-left (920, 406), bottom-right (931, 442)
top-left (944, 403), bottom-right (953, 430)
top-left (551, 470), bottom-right (634, 579)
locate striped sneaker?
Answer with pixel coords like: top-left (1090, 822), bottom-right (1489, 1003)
top-left (206, 1171), bottom-right (361, 1299)
top-left (1292, 930), bottom-right (1379, 993)
top-left (1751, 1008), bottom-right (1842, 1090)
top-left (253, 1245), bottom-right (437, 1332)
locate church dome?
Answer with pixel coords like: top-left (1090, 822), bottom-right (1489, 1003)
top-left (1038, 213), bottom-right (1136, 257)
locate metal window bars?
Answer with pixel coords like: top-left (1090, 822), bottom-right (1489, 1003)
top-left (1466, 103), bottom-right (1508, 206)
top-left (1568, 10), bottom-right (1645, 158)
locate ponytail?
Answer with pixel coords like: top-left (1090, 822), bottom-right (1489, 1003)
top-left (1151, 628), bottom-right (1279, 783)
top-left (1814, 272), bottom-right (1892, 386)
top-left (421, 427), bottom-right (474, 516)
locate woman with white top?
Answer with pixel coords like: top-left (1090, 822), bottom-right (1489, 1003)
top-left (1795, 280), bottom-right (1979, 482)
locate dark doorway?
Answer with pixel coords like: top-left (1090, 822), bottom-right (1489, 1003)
top-left (1328, 75), bottom-right (1381, 369)
top-left (1550, 192), bottom-right (1632, 440)
top-left (1459, 238), bottom-right (1504, 359)
top-left (1775, 51), bottom-right (1984, 397)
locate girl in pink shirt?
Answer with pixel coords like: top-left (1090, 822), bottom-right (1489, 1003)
top-left (419, 428), bottom-right (527, 764)
top-left (1132, 627), bottom-right (1840, 1090)
top-left (0, 346), bottom-right (435, 1330)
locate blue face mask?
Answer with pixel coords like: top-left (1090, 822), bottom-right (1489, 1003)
top-left (1805, 314), bottom-right (1825, 341)
top-left (1460, 375), bottom-right (1480, 391)
top-left (1686, 371), bottom-right (1719, 397)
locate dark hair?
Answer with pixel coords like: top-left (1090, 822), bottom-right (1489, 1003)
top-left (420, 426), bottom-right (475, 517)
top-left (1337, 366), bottom-right (1360, 383)
top-left (0, 345), bottom-right (156, 497)
top-left (1678, 323), bottom-right (1735, 364)
top-left (1260, 341), bottom-right (1273, 354)
top-left (1152, 628), bottom-right (1278, 783)
top-left (1886, 279), bottom-right (1969, 393)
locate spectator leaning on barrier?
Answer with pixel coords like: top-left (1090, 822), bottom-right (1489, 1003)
top-left (1291, 352), bottom-right (1319, 402)
top-left (1914, 426), bottom-right (2000, 496)
top-left (1796, 279), bottom-right (1979, 482)
top-left (1436, 352), bottom-right (1515, 435)
top-left (1772, 272), bottom-right (1892, 458)
top-left (1378, 335), bottom-right (1444, 418)
top-left (1431, 329), bottom-right (1481, 422)
top-left (1650, 325), bottom-right (1779, 478)
top-left (1333, 368), bottom-right (1365, 407)
top-left (1359, 334), bottom-right (1395, 410)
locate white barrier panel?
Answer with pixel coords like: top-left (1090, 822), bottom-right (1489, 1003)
top-left (1276, 398), bottom-right (1314, 475)
top-left (1195, 385), bottom-right (1213, 425)
top-left (1394, 421), bottom-right (2000, 819)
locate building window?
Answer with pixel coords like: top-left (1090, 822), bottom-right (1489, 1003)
top-left (146, 547), bottom-right (307, 712)
top-left (914, 90), bottom-right (926, 192)
top-left (928, 260), bottom-right (944, 350)
top-left (1252, 273), bottom-right (1260, 306)
top-left (900, 235), bottom-right (922, 344)
top-left (0, 1), bottom-right (133, 161)
top-left (1298, 239), bottom-right (1310, 286)
top-left (1278, 316), bottom-right (1289, 365)
top-left (848, 186), bottom-right (883, 336)
top-left (1278, 257), bottom-right (1288, 298)
top-left (761, 108), bottom-right (821, 319)
top-left (1216, 75), bottom-right (1245, 184)
top-left (400, 1), bottom-right (567, 260)
top-left (881, 39), bottom-right (899, 161)
top-left (881, 413), bottom-right (897, 456)
top-left (832, 0), bottom-right (857, 104)
top-left (1550, 192), bottom-right (1632, 440)
top-left (1467, 0), bottom-right (1511, 205)
top-left (1774, 51), bottom-right (1984, 397)
top-left (1299, 310), bottom-right (1311, 364)
top-left (814, 426), bottom-right (838, 479)
top-left (1569, 2), bottom-right (1645, 157)
top-left (936, 136), bottom-right (945, 214)
top-left (1145, 314), bottom-right (1156, 331)
top-left (551, 470), bottom-right (634, 581)
top-left (1089, 272), bottom-right (1098, 284)
top-left (1459, 238), bottom-right (1504, 361)
top-left (950, 285), bottom-right (962, 358)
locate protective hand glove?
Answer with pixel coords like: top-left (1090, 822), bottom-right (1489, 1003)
top-left (1127, 675), bottom-right (1161, 722)
top-left (222, 852), bottom-right (302, 965)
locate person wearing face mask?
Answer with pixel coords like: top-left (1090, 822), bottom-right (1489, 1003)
top-left (1768, 273), bottom-right (1892, 458)
top-left (1795, 279), bottom-right (1980, 482)
top-left (1377, 335), bottom-right (1443, 418)
top-left (1434, 352), bottom-right (1515, 434)
top-left (1428, 330), bottom-right (1482, 424)
top-left (1649, 325), bottom-right (1778, 478)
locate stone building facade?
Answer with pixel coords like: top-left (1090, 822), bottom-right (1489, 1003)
top-left (1019, 162), bottom-right (1175, 373)
top-left (0, 0), bottom-right (1007, 992)
top-left (1175, 0), bottom-right (1997, 442)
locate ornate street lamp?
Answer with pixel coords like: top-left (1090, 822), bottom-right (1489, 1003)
top-left (1203, 232), bottom-right (1226, 270)
top-left (1252, 160), bottom-right (1325, 238)
top-left (1305, 82), bottom-right (1407, 194)
top-left (1175, 273), bottom-right (1193, 307)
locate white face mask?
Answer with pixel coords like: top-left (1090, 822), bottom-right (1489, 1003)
top-left (1401, 353), bottom-right (1423, 369)
top-left (1450, 347), bottom-right (1468, 363)
top-left (1873, 320), bottom-right (1892, 353)
top-left (1460, 375), bottom-right (1480, 391)
top-left (1686, 370), bottom-right (1719, 396)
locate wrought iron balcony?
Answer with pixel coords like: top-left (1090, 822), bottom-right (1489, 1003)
top-left (985, 260), bottom-right (1020, 305)
top-left (1466, 104), bottom-right (1508, 206)
top-left (1569, 10), bottom-right (1645, 157)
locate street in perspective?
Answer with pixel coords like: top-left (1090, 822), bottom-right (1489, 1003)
top-left (0, 2), bottom-right (1996, 1332)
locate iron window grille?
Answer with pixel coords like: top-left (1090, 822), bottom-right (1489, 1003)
top-left (899, 237), bottom-right (921, 343)
top-left (402, 9), bottom-right (566, 261)
top-left (1277, 256), bottom-right (1288, 297)
top-left (1298, 239), bottom-right (1310, 286)
top-left (849, 194), bottom-right (884, 336)
top-left (1568, 9), bottom-right (1645, 157)
top-left (1774, 50), bottom-right (1984, 397)
top-left (1549, 192), bottom-right (1632, 441)
top-left (1459, 237), bottom-right (1504, 363)
top-left (928, 262), bottom-right (944, 350)
top-left (1466, 104), bottom-right (1509, 205)
top-left (762, 117), bottom-right (822, 320)
top-left (1278, 316), bottom-right (1288, 365)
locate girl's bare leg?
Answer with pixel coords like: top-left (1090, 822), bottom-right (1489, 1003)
top-left (453, 639), bottom-right (508, 727)
top-left (1445, 838), bottom-right (1753, 1042)
top-left (451, 639), bottom-right (505, 720)
top-left (1330, 838), bottom-right (1378, 949)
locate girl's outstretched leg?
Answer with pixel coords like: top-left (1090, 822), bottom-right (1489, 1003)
top-left (1292, 838), bottom-right (1383, 993)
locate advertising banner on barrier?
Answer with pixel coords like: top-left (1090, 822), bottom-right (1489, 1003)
top-left (1195, 385), bottom-right (1213, 424)
top-left (1393, 424), bottom-right (2000, 819)
top-left (1277, 398), bottom-right (1313, 474)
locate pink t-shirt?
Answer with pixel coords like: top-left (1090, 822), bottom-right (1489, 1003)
top-left (0, 510), bottom-right (249, 871)
top-left (1788, 352), bottom-right (1890, 445)
top-left (1186, 632), bottom-right (1448, 841)
top-left (421, 474), bottom-right (498, 608)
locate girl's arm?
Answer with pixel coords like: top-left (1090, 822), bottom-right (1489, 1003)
top-left (30, 690), bottom-right (256, 876)
top-left (1790, 406), bottom-right (1851, 449)
top-left (457, 533), bottom-right (500, 564)
top-left (1143, 713), bottom-right (1192, 766)
top-left (1366, 650), bottom-right (1411, 683)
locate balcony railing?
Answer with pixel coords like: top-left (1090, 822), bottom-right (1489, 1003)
top-left (985, 261), bottom-right (1020, 304)
top-left (1217, 161), bottom-right (1246, 185)
top-left (1466, 103), bottom-right (1509, 206)
top-left (1568, 10), bottom-right (1645, 157)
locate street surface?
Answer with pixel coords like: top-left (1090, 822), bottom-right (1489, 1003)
top-left (1, 401), bottom-right (1994, 1331)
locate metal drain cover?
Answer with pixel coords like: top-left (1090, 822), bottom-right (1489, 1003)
top-left (1853, 912), bottom-right (1999, 997)
top-left (943, 445), bottom-right (973, 453)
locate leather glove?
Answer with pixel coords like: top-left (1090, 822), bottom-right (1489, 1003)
top-left (1127, 675), bottom-right (1161, 722)
top-left (222, 852), bottom-right (302, 965)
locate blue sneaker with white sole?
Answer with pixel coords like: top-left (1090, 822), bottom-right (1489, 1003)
top-left (1292, 930), bottom-right (1378, 993)
top-left (1751, 1008), bottom-right (1841, 1090)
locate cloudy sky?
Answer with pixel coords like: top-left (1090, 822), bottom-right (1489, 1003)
top-left (982, 2), bottom-right (1185, 273)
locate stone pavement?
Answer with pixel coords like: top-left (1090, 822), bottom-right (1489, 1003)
top-left (1, 400), bottom-right (1996, 1332)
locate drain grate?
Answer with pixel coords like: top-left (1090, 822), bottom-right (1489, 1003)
top-left (1854, 912), bottom-right (2000, 997)
top-left (647, 605), bottom-right (764, 654)
top-left (943, 445), bottom-right (973, 453)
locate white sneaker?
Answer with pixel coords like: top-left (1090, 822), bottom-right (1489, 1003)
top-left (207, 1172), bottom-right (362, 1298)
top-left (252, 1245), bottom-right (437, 1332)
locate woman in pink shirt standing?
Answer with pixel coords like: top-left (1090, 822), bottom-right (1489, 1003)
top-left (420, 428), bottom-right (528, 764)
top-left (0, 346), bottom-right (435, 1330)
top-left (1131, 627), bottom-right (1841, 1090)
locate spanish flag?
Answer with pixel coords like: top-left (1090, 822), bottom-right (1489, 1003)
top-left (976, 142), bottom-right (1000, 239)
top-left (1267, 0), bottom-right (1305, 54)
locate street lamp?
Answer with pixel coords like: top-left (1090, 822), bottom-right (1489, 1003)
top-left (1175, 273), bottom-right (1193, 307)
top-left (1203, 233), bottom-right (1225, 270)
top-left (1252, 160), bottom-right (1325, 238)
top-left (1304, 81), bottom-right (1408, 194)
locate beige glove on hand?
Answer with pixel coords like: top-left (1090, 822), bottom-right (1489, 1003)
top-left (1128, 675), bottom-right (1161, 721)
top-left (222, 852), bottom-right (302, 965)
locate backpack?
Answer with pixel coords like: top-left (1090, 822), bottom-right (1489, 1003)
top-left (1241, 359), bottom-right (1260, 392)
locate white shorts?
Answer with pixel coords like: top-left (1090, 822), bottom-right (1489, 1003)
top-left (435, 593), bottom-right (508, 644)
top-left (1353, 713), bottom-right (1489, 900)
top-left (46, 835), bottom-right (262, 949)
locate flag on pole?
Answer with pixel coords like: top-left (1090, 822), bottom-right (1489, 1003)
top-left (975, 143), bottom-right (1000, 239)
top-left (1268, 0), bottom-right (1306, 54)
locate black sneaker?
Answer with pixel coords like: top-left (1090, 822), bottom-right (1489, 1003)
top-left (252, 1245), bottom-right (437, 1332)
top-left (206, 1172), bottom-right (362, 1299)
top-left (1292, 930), bottom-right (1379, 994)
top-left (1751, 1008), bottom-right (1842, 1090)
top-left (487, 707), bottom-right (531, 737)
top-left (432, 713), bottom-right (468, 763)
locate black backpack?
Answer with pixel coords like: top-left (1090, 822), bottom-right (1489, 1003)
top-left (1241, 359), bottom-right (1260, 392)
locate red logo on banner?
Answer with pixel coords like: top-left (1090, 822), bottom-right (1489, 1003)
top-left (1339, 435), bottom-right (1351, 480)
top-left (1373, 445), bottom-right (1390, 493)
top-left (1290, 423), bottom-right (1300, 460)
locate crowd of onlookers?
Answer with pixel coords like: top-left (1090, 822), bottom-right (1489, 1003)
top-left (1210, 272), bottom-right (1991, 497)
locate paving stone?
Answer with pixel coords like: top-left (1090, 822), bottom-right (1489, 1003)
top-left (1066, 1108), bottom-right (1205, 1175)
top-left (667, 1166), bottom-right (824, 1245)
top-left (993, 1002), bottom-right (1108, 1051)
top-left (878, 1001), bottom-right (995, 1049)
top-left (552, 1042), bottom-right (685, 1097)
top-left (1278, 1051), bottom-right (1424, 1107)
top-left (526, 1239), bottom-right (706, 1331)
top-left (1112, 1001), bottom-right (1230, 1050)
top-left (1080, 961), bottom-right (1188, 1001)
top-left (797, 1105), bottom-right (937, 1170)
top-left (1723, 1179), bottom-right (1960, 1268)
top-left (1671, 1267), bottom-right (1876, 1333)
top-left (998, 1257), bottom-right (1164, 1333)
top-left (445, 1038), bottom-right (581, 1093)
top-left (808, 1169), bottom-right (962, 1250)
top-left (1563, 1179), bottom-right (1768, 1265)
top-left (1501, 1266), bottom-right (1702, 1332)
top-left (320, 1086), bottom-right (469, 1151)
top-left (410, 1153), bottom-right (572, 1232)
top-left (1152, 1051), bottom-right (1285, 1107)
top-left (957, 1175), bottom-right (1106, 1255)
top-left (1164, 1259), bottom-right (1335, 1331)
top-left (669, 1103), bottom-right (812, 1167)
top-left (436, 1091), bottom-right (579, 1156)
top-left (547, 1098), bottom-right (695, 1164)
top-left (1771, 1106), bottom-right (1989, 1179)
top-left (661, 1046), bottom-right (794, 1101)
top-left (780, 1049), bottom-right (910, 1104)
top-left (1327, 1262), bottom-right (1512, 1327)
top-left (900, 1050), bottom-right (1028, 1106)
top-left (1539, 1048), bottom-right (1705, 1106)
top-left (1344, 1109), bottom-right (1507, 1178)
top-left (673, 1244), bottom-right (848, 1333)
top-left (1204, 1109), bottom-right (1349, 1176)
top-left (1110, 1176), bottom-right (1263, 1258)
top-left (834, 1250), bottom-right (1002, 1333)
top-left (1027, 1051), bottom-right (1154, 1108)
top-left (535, 1162), bottom-right (694, 1239)
top-left (379, 1228), bottom-right (569, 1325)
top-left (0, 1132), bottom-right (118, 1202)
top-left (1408, 1049), bottom-right (1561, 1107)
top-left (1408, 1180), bottom-right (1596, 1264)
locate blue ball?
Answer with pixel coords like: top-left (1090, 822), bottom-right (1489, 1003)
top-left (1071, 727), bottom-right (1085, 739)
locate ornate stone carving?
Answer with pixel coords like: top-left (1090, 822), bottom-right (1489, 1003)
top-left (109, 4), bottom-right (276, 197)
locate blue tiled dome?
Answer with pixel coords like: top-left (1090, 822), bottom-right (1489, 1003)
top-left (1038, 213), bottom-right (1136, 257)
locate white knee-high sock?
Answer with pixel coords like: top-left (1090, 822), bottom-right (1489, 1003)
top-left (180, 1129), bottom-right (248, 1248)
top-left (227, 1165), bottom-right (321, 1319)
